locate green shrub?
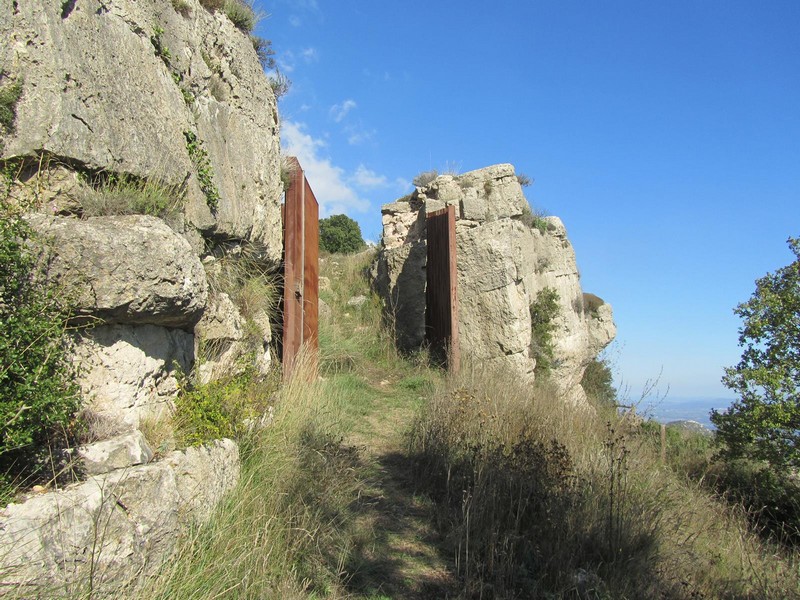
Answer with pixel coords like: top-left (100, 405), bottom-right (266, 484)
top-left (251, 35), bottom-right (276, 70)
top-left (706, 458), bottom-right (800, 545)
top-left (529, 287), bottom-right (560, 375)
top-left (640, 419), bottom-right (713, 477)
top-left (267, 70), bottom-right (291, 99)
top-left (713, 237), bottom-right (800, 474)
top-left (518, 203), bottom-right (549, 233)
top-left (184, 130), bottom-right (220, 212)
top-left (319, 214), bottom-right (366, 254)
top-left (174, 367), bottom-right (276, 447)
top-left (0, 193), bottom-right (79, 497)
top-left (150, 26), bottom-right (172, 65)
top-left (582, 356), bottom-right (617, 406)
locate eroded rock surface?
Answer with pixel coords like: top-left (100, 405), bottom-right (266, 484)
top-left (0, 440), bottom-right (239, 598)
top-left (27, 214), bottom-right (208, 328)
top-left (0, 0), bottom-right (283, 259)
top-left (71, 323), bottom-right (193, 429)
top-left (374, 164), bottom-right (616, 404)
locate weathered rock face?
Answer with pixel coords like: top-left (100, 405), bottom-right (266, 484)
top-left (0, 0), bottom-right (283, 259)
top-left (194, 291), bottom-right (247, 384)
top-left (71, 323), bottom-right (194, 429)
top-left (0, 439), bottom-right (239, 597)
top-left (372, 197), bottom-right (428, 350)
top-left (374, 164), bottom-right (616, 404)
top-left (0, 1), bottom-right (281, 594)
top-left (27, 214), bottom-right (208, 328)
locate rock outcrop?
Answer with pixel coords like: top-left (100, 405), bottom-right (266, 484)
top-left (70, 323), bottom-right (194, 429)
top-left (0, 0), bottom-right (284, 594)
top-left (0, 0), bottom-right (283, 259)
top-left (27, 214), bottom-right (208, 328)
top-left (0, 439), bottom-right (239, 597)
top-left (374, 164), bottom-right (616, 405)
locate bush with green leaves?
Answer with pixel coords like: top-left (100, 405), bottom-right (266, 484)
top-left (529, 287), bottom-right (560, 375)
top-left (198, 0), bottom-right (257, 33)
top-left (0, 194), bottom-right (79, 494)
top-left (712, 237), bottom-right (800, 473)
top-left (174, 366), bottom-right (276, 447)
top-left (519, 203), bottom-right (549, 234)
top-left (223, 0), bottom-right (256, 33)
top-left (267, 69), bottom-right (291, 99)
top-left (251, 35), bottom-right (276, 70)
top-left (319, 214), bottom-right (366, 254)
top-left (581, 356), bottom-right (617, 406)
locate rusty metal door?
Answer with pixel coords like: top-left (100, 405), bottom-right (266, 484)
top-left (425, 205), bottom-right (460, 372)
top-left (282, 157), bottom-right (319, 377)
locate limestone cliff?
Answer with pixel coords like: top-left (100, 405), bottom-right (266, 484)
top-left (0, 1), bottom-right (282, 594)
top-left (0, 0), bottom-right (282, 257)
top-left (374, 164), bottom-right (616, 405)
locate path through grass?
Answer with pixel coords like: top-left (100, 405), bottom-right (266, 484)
top-left (327, 370), bottom-right (457, 599)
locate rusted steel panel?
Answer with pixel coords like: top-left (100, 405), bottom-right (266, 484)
top-left (302, 176), bottom-right (319, 356)
top-left (426, 205), bottom-right (460, 372)
top-left (282, 157), bottom-right (320, 379)
top-left (282, 157), bottom-right (304, 377)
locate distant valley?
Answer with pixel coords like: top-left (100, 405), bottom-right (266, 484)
top-left (645, 397), bottom-right (735, 429)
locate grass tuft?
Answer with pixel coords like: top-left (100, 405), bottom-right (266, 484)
top-left (223, 0), bottom-right (257, 33)
top-left (79, 172), bottom-right (184, 220)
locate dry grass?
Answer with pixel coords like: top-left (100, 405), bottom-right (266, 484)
top-left (411, 361), bottom-right (800, 598)
top-left (79, 172), bottom-right (185, 221)
top-left (130, 350), bottom-right (370, 598)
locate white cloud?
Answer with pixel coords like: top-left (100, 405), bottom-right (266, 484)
top-left (278, 50), bottom-right (296, 73)
top-left (351, 165), bottom-right (388, 189)
top-left (288, 15), bottom-right (301, 27)
top-left (281, 121), bottom-right (370, 216)
top-left (300, 47), bottom-right (318, 62)
top-left (346, 126), bottom-right (376, 146)
top-left (330, 99), bottom-right (357, 123)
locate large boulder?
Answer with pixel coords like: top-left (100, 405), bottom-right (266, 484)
top-left (0, 0), bottom-right (283, 259)
top-left (27, 214), bottom-right (207, 328)
top-left (374, 164), bottom-right (617, 405)
top-left (0, 439), bottom-right (239, 598)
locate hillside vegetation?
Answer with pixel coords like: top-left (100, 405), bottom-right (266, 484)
top-left (132, 250), bottom-right (798, 599)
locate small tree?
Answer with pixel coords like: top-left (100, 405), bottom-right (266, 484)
top-left (319, 214), bottom-right (366, 254)
top-left (711, 237), bottom-right (800, 472)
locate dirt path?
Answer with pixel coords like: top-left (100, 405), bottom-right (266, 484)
top-left (340, 388), bottom-right (459, 600)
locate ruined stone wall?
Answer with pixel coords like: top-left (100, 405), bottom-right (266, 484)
top-left (373, 164), bottom-right (616, 405)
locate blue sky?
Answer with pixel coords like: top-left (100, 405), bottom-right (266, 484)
top-left (253, 1), bottom-right (800, 403)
